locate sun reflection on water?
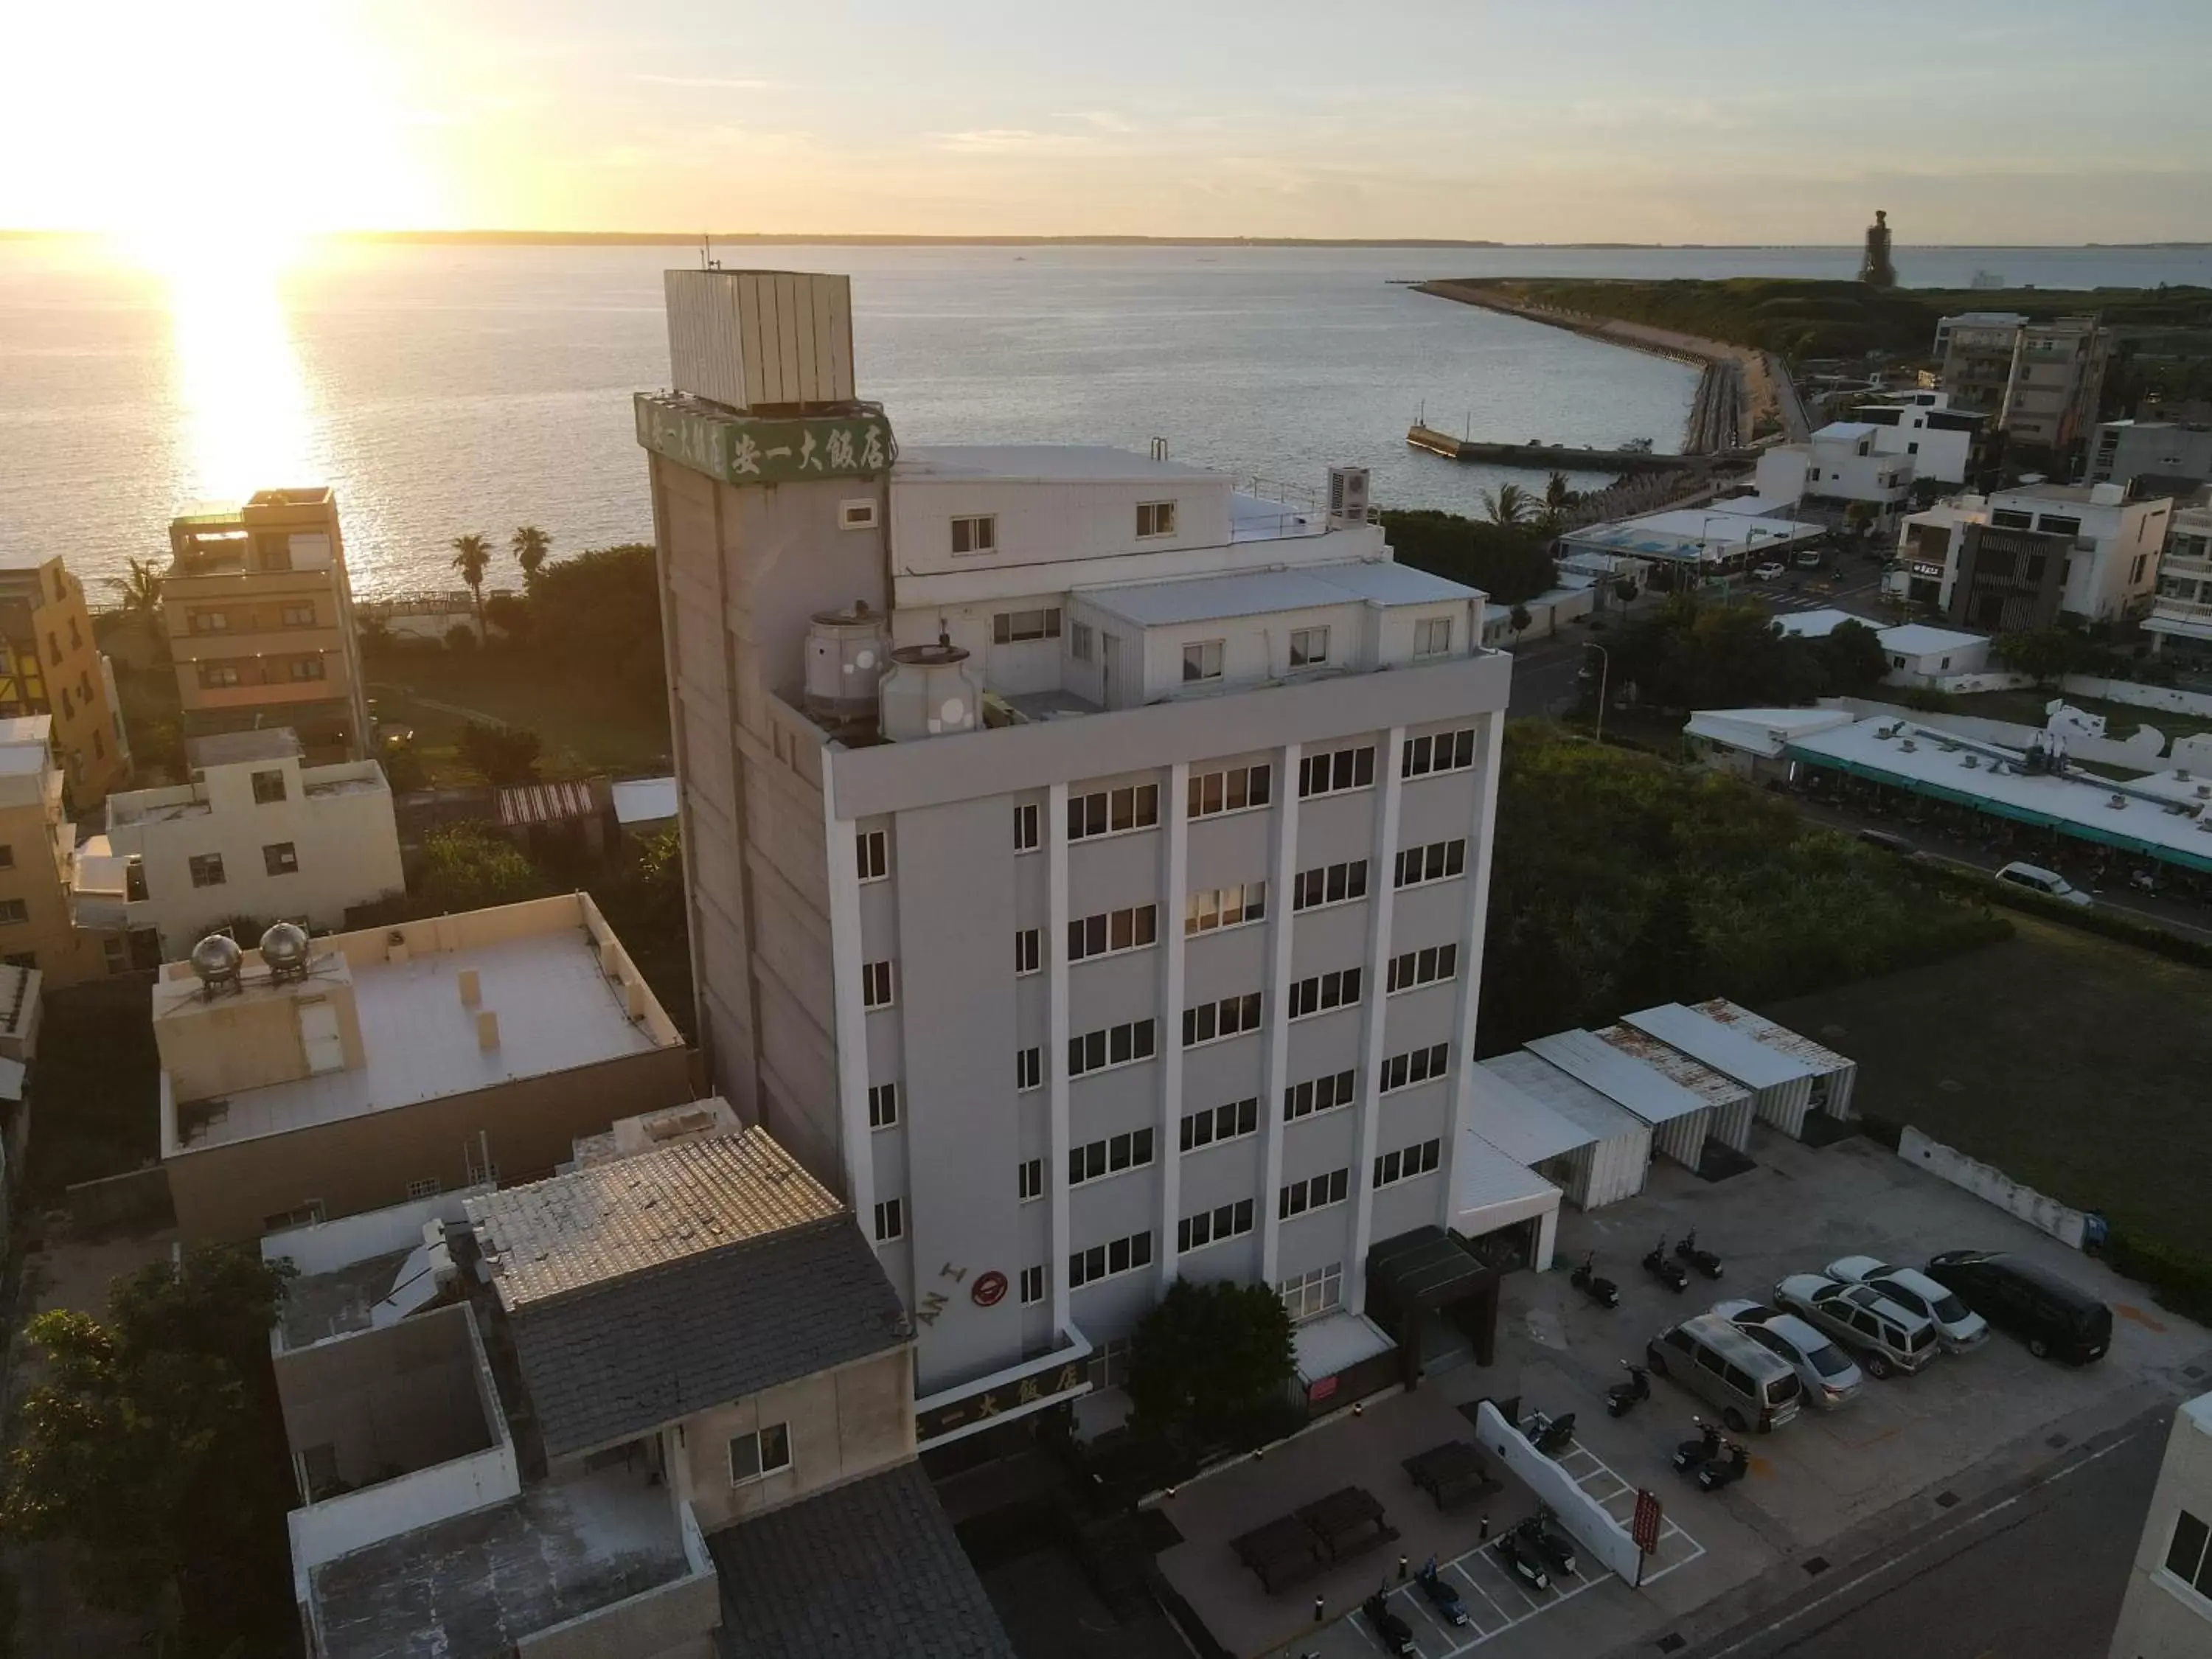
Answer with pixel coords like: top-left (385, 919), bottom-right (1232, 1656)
top-left (156, 234), bottom-right (320, 502)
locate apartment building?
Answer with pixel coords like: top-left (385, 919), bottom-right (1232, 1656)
top-left (2142, 490), bottom-right (2212, 661)
top-left (1941, 481), bottom-right (2172, 633)
top-left (0, 717), bottom-right (102, 984)
top-left (74, 728), bottom-right (403, 963)
top-left (1752, 422), bottom-right (1916, 533)
top-left (1935, 312), bottom-right (2112, 457)
top-left (638, 268), bottom-right (1511, 1439)
top-left (2107, 1389), bottom-right (2212, 1659)
top-left (153, 892), bottom-right (692, 1239)
top-left (163, 489), bottom-right (372, 762)
top-left (1850, 390), bottom-right (1992, 487)
top-left (2090, 419), bottom-right (2212, 492)
top-left (0, 556), bottom-right (128, 805)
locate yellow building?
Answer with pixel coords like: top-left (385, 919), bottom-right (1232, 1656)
top-left (0, 557), bottom-right (129, 807)
top-left (163, 489), bottom-right (373, 765)
top-left (0, 716), bottom-right (103, 986)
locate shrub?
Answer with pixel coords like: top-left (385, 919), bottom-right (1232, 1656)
top-left (457, 720), bottom-right (542, 785)
top-left (1128, 1279), bottom-right (1294, 1444)
top-left (2103, 1231), bottom-right (2212, 1326)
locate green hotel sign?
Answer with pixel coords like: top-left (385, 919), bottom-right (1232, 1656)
top-left (634, 394), bottom-right (893, 487)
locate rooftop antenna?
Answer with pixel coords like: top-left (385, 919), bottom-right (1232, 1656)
top-left (701, 231), bottom-right (720, 271)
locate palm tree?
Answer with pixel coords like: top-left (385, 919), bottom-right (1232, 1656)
top-left (451, 533), bottom-right (491, 636)
top-left (510, 524), bottom-right (552, 588)
top-left (1481, 483), bottom-right (1534, 527)
top-left (105, 556), bottom-right (165, 625)
top-left (1540, 470), bottom-right (1576, 529)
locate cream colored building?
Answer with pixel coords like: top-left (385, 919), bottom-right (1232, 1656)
top-left (0, 716), bottom-right (103, 985)
top-left (163, 489), bottom-right (373, 764)
top-left (0, 556), bottom-right (129, 807)
top-left (76, 728), bottom-right (404, 962)
top-left (2110, 1391), bottom-right (2212, 1658)
top-left (154, 892), bottom-right (695, 1240)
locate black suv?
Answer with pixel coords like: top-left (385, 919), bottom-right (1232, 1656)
top-left (1923, 1251), bottom-right (2110, 1364)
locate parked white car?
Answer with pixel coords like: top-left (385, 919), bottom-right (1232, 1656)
top-left (1826, 1257), bottom-right (1990, 1352)
top-left (1773, 1273), bottom-right (1940, 1379)
top-left (1751, 561), bottom-right (1787, 582)
top-left (1714, 1298), bottom-right (1863, 1410)
top-left (1995, 861), bottom-right (2093, 908)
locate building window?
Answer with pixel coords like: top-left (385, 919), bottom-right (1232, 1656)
top-left (728, 1423), bottom-right (793, 1484)
top-left (1278, 1169), bottom-right (1349, 1220)
top-left (1178, 1199), bottom-right (1255, 1253)
top-left (252, 768), bottom-right (288, 804)
top-left (1385, 942), bottom-right (1458, 995)
top-left (1395, 838), bottom-right (1468, 889)
top-left (59, 688), bottom-right (72, 719)
top-left (1187, 762), bottom-right (1271, 818)
top-left (406, 1177), bottom-right (442, 1200)
top-left (1284, 1068), bottom-right (1357, 1122)
top-left (1013, 801), bottom-right (1041, 853)
top-left (1293, 858), bottom-right (1368, 911)
top-left (860, 960), bottom-right (894, 1009)
top-left (992, 608), bottom-right (1062, 644)
top-left (188, 853), bottom-right (226, 889)
top-left (263, 842), bottom-right (299, 877)
top-left (1020, 1265), bottom-right (1046, 1306)
top-left (1069, 622), bottom-right (1094, 662)
top-left (1068, 903), bottom-right (1158, 961)
top-left (1181, 1096), bottom-right (1259, 1151)
top-left (1413, 617), bottom-right (1453, 658)
top-left (868, 1082), bottom-right (899, 1130)
top-left (1184, 881), bottom-right (1266, 936)
top-left (282, 602), bottom-right (317, 627)
top-left (1374, 1138), bottom-right (1443, 1190)
top-left (189, 610), bottom-right (229, 634)
top-left (1287, 967), bottom-right (1360, 1020)
top-left (0, 900), bottom-right (27, 927)
top-left (1402, 727), bottom-right (1478, 778)
top-left (289, 656), bottom-right (327, 682)
top-left (1280, 1263), bottom-right (1343, 1322)
top-left (1068, 783), bottom-right (1158, 840)
top-left (1068, 1018), bottom-right (1156, 1078)
top-left (1381, 1042), bottom-right (1452, 1093)
top-left (1181, 640), bottom-right (1225, 684)
top-left (1088, 1337), bottom-right (1133, 1390)
top-left (1137, 501), bottom-right (1178, 538)
top-left (2162, 1508), bottom-right (2211, 1596)
top-left (257, 535), bottom-right (293, 571)
top-left (199, 663), bottom-right (243, 690)
top-left (0, 845), bottom-right (12, 870)
top-left (1015, 928), bottom-right (1042, 975)
top-left (1298, 744), bottom-right (1375, 798)
top-left (1069, 1128), bottom-right (1154, 1186)
top-left (872, 1198), bottom-right (905, 1242)
top-left (78, 671), bottom-right (92, 703)
top-left (950, 515), bottom-right (997, 557)
top-left (1068, 1231), bottom-right (1153, 1289)
top-left (1018, 1157), bottom-right (1046, 1201)
top-left (2131, 553), bottom-right (2148, 585)
top-left (856, 829), bottom-right (888, 883)
top-left (92, 730), bottom-right (105, 759)
top-left (1015, 1046), bottom-right (1043, 1091)
top-left (1182, 991), bottom-right (1262, 1048)
top-left (1289, 627), bottom-right (1329, 669)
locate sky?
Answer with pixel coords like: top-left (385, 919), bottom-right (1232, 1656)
top-left (4, 0), bottom-right (2211, 244)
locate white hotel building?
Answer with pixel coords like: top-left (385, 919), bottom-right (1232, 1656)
top-left (639, 270), bottom-right (1513, 1441)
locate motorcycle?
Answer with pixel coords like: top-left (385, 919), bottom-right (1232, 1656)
top-left (1415, 1558), bottom-right (1471, 1627)
top-left (1571, 1251), bottom-right (1621, 1310)
top-left (1697, 1440), bottom-right (1750, 1493)
top-left (1606, 1359), bottom-right (1651, 1418)
top-left (1674, 1230), bottom-right (1723, 1280)
top-left (1518, 1508), bottom-right (1579, 1577)
top-left (1362, 1593), bottom-right (1416, 1657)
top-left (1644, 1237), bottom-right (1691, 1293)
top-left (1494, 1527), bottom-right (1553, 1593)
top-left (1672, 1417), bottom-right (1722, 1475)
top-left (1521, 1409), bottom-right (1577, 1456)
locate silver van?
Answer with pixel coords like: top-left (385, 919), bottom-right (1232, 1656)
top-left (1646, 1312), bottom-right (1805, 1433)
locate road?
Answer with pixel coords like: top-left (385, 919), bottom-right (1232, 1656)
top-left (1684, 1407), bottom-right (2168, 1659)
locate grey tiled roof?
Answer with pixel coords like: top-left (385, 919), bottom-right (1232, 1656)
top-left (709, 1461), bottom-right (1018, 1659)
top-left (509, 1217), bottom-right (908, 1459)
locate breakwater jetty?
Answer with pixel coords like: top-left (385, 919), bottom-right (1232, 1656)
top-left (1404, 427), bottom-right (1750, 473)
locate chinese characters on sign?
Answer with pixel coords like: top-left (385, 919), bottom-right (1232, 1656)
top-left (636, 395), bottom-right (894, 487)
top-left (914, 1361), bottom-right (1091, 1444)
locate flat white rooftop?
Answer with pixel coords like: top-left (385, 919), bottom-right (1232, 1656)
top-left (611, 776), bottom-right (679, 825)
top-left (1879, 623), bottom-right (1986, 657)
top-left (1526, 1029), bottom-right (1711, 1126)
top-left (172, 932), bottom-right (664, 1152)
top-left (1693, 998), bottom-right (1855, 1077)
top-left (1292, 1309), bottom-right (1396, 1384)
top-left (1478, 1052), bottom-right (1650, 1145)
top-left (1683, 706), bottom-right (1858, 759)
top-left (1464, 1064), bottom-right (1598, 1164)
top-left (1772, 608), bottom-right (1863, 639)
top-left (1456, 1132), bottom-right (1562, 1216)
top-left (1624, 1003), bottom-right (1813, 1091)
top-left (895, 444), bottom-right (1220, 484)
top-left (1079, 560), bottom-right (1476, 629)
top-left (1563, 509), bottom-right (1827, 563)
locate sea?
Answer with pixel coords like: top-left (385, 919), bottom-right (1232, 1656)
top-left (4, 239), bottom-right (2209, 598)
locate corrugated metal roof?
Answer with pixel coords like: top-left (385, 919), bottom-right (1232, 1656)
top-left (1596, 1023), bottom-right (1754, 1110)
top-left (496, 778), bottom-right (602, 827)
top-left (1526, 1029), bottom-right (1711, 1125)
top-left (1465, 1064), bottom-right (1597, 1164)
top-left (1478, 1052), bottom-right (1649, 1144)
top-left (1624, 1004), bottom-right (1813, 1089)
top-left (1694, 998), bottom-right (1856, 1076)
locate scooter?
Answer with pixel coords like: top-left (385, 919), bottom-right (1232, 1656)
top-left (1571, 1251), bottom-right (1621, 1309)
top-left (1697, 1440), bottom-right (1750, 1493)
top-left (1606, 1360), bottom-right (1651, 1418)
top-left (1522, 1410), bottom-right (1577, 1456)
top-left (1415, 1557), bottom-right (1471, 1627)
top-left (1518, 1507), bottom-right (1579, 1577)
top-left (1674, 1230), bottom-right (1724, 1281)
top-left (1363, 1593), bottom-right (1416, 1656)
top-left (1672, 1417), bottom-right (1722, 1475)
top-left (1644, 1237), bottom-right (1691, 1293)
top-left (1494, 1526), bottom-right (1553, 1593)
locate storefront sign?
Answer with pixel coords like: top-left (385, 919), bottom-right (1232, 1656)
top-left (635, 393), bottom-right (893, 487)
top-left (914, 1360), bottom-right (1090, 1444)
top-left (1911, 562), bottom-right (1944, 580)
top-left (1307, 1374), bottom-right (1339, 1404)
top-left (971, 1270), bottom-right (1009, 1307)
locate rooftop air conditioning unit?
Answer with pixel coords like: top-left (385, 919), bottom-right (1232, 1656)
top-left (2109, 794), bottom-right (2127, 809)
top-left (1876, 723), bottom-right (1900, 740)
top-left (1326, 465), bottom-right (1371, 524)
top-left (1963, 754), bottom-right (1980, 768)
top-left (1900, 739), bottom-right (1918, 751)
top-left (2197, 785), bottom-right (2211, 800)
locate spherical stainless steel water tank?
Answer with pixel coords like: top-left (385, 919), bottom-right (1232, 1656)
top-left (260, 920), bottom-right (311, 970)
top-left (804, 601), bottom-right (888, 730)
top-left (189, 933), bottom-right (243, 984)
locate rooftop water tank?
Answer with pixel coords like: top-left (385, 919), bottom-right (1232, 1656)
top-left (260, 920), bottom-right (312, 981)
top-left (880, 637), bottom-right (984, 742)
top-left (804, 602), bottom-right (888, 732)
top-left (189, 933), bottom-right (243, 998)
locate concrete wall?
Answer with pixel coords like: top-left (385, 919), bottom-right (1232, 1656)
top-left (2107, 1397), bottom-right (2212, 1659)
top-left (0, 789), bottom-right (103, 987)
top-left (1472, 1401), bottom-right (1642, 1583)
top-left (2064, 675), bottom-right (2212, 724)
top-left (1896, 1127), bottom-right (2087, 1249)
top-left (262, 1187), bottom-right (484, 1284)
top-left (888, 473), bottom-right (1235, 586)
top-left (515, 1569), bottom-right (720, 1659)
top-left (287, 1437), bottom-right (520, 1578)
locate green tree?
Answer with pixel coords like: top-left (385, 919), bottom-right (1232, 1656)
top-left (415, 824), bottom-right (550, 912)
top-left (530, 544), bottom-right (667, 706)
top-left (510, 524), bottom-right (552, 588)
top-left (1127, 1279), bottom-right (1295, 1444)
top-left (1540, 470), bottom-right (1576, 530)
top-left (1481, 481), bottom-right (1534, 527)
top-left (483, 591), bottom-right (535, 647)
top-left (1508, 603), bottom-right (1533, 644)
top-left (457, 719), bottom-right (542, 785)
top-left (0, 1246), bottom-right (297, 1652)
top-left (450, 532), bottom-right (492, 633)
top-left (1381, 510), bottom-right (1557, 605)
top-left (1815, 619), bottom-right (1891, 697)
top-left (105, 556), bottom-right (165, 625)
top-left (1993, 629), bottom-right (2082, 688)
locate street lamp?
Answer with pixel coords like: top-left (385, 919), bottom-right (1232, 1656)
top-left (1579, 642), bottom-right (1611, 745)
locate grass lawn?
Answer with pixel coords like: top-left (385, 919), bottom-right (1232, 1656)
top-left (1949, 686), bottom-right (2205, 748)
top-left (1762, 916), bottom-right (2211, 1258)
top-left (366, 645), bottom-right (672, 785)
